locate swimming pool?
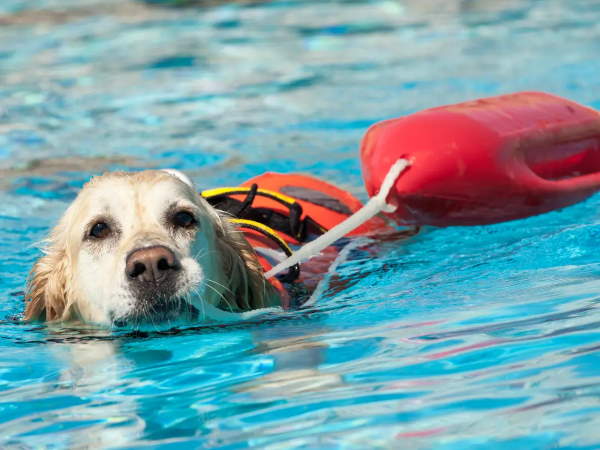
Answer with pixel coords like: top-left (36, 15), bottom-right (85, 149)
top-left (2, 0), bottom-right (600, 447)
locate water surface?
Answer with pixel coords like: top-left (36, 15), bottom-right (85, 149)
top-left (2, 0), bottom-right (600, 447)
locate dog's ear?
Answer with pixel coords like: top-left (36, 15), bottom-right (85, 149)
top-left (24, 242), bottom-right (71, 322)
top-left (161, 169), bottom-right (194, 189)
top-left (215, 224), bottom-right (279, 311)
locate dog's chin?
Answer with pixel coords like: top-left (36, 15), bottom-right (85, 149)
top-left (111, 295), bottom-right (200, 329)
top-left (110, 273), bottom-right (204, 328)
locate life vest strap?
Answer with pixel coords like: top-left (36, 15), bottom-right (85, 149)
top-left (228, 218), bottom-right (301, 283)
top-left (202, 185), bottom-right (298, 207)
top-left (202, 184), bottom-right (327, 243)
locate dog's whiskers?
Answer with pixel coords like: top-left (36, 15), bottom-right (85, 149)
top-left (205, 279), bottom-right (235, 313)
top-left (206, 278), bottom-right (233, 294)
top-left (188, 284), bottom-right (206, 320)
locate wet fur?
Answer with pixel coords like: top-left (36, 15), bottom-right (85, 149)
top-left (24, 170), bottom-right (279, 324)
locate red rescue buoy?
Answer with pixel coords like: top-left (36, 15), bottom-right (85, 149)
top-left (361, 91), bottom-right (600, 226)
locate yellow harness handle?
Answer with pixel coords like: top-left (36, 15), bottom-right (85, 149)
top-left (228, 218), bottom-right (300, 282)
top-left (201, 186), bottom-right (297, 207)
top-left (228, 219), bottom-right (294, 257)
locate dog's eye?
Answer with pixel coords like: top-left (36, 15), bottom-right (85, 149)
top-left (89, 222), bottom-right (111, 239)
top-left (172, 211), bottom-right (197, 229)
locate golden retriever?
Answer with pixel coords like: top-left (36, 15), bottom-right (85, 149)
top-left (24, 169), bottom-right (280, 326)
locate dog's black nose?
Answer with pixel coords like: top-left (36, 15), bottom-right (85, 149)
top-left (126, 245), bottom-right (181, 284)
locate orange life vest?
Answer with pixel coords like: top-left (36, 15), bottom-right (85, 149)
top-left (201, 172), bottom-right (395, 306)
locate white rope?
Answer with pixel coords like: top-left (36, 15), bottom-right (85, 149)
top-left (200, 301), bottom-right (282, 322)
top-left (264, 158), bottom-right (410, 279)
top-left (302, 237), bottom-right (369, 308)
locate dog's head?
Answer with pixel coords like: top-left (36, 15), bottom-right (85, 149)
top-left (24, 170), bottom-right (278, 326)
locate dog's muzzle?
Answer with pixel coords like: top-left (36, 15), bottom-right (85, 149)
top-left (125, 245), bottom-right (182, 301)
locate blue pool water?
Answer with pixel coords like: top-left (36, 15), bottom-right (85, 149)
top-left (2, 0), bottom-right (600, 447)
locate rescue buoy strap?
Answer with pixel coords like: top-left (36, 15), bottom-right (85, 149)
top-left (265, 158), bottom-right (410, 279)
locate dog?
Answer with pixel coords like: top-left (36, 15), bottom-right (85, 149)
top-left (24, 169), bottom-right (280, 326)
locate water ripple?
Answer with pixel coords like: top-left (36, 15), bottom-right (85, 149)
top-left (2, 0), bottom-right (600, 448)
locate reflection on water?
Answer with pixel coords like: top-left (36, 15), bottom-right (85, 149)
top-left (2, 0), bottom-right (600, 447)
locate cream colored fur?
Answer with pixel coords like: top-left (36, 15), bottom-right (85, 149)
top-left (24, 170), bottom-right (279, 325)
